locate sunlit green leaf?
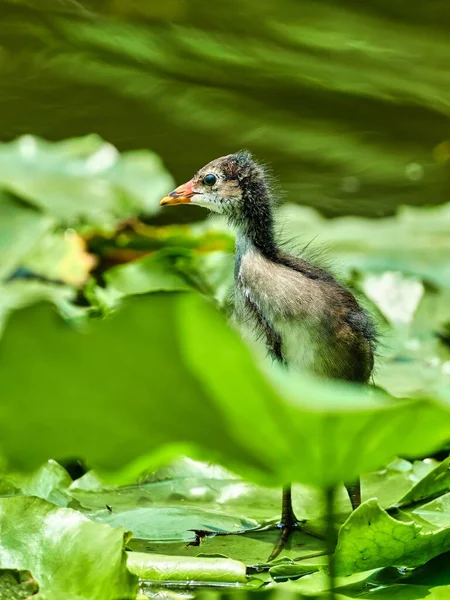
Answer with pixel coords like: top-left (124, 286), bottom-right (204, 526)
top-left (1, 294), bottom-right (450, 492)
top-left (0, 496), bottom-right (137, 600)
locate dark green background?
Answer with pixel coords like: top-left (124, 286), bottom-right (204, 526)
top-left (1, 0), bottom-right (449, 219)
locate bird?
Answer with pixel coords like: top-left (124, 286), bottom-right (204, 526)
top-left (160, 150), bottom-right (376, 558)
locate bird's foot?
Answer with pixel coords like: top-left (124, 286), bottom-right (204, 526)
top-left (268, 518), bottom-right (302, 561)
top-left (268, 519), bottom-right (324, 561)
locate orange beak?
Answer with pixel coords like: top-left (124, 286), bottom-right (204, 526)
top-left (160, 180), bottom-right (196, 206)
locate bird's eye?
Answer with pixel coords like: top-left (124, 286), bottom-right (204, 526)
top-left (203, 173), bottom-right (217, 186)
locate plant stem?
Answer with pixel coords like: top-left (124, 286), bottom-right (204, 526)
top-left (325, 486), bottom-right (337, 599)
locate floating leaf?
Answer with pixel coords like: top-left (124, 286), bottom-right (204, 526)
top-left (91, 506), bottom-right (258, 542)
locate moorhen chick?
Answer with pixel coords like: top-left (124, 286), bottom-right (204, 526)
top-left (161, 151), bottom-right (376, 557)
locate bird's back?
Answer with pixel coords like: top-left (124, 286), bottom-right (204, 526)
top-left (234, 248), bottom-right (375, 383)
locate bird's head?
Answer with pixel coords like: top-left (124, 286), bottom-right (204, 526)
top-left (160, 151), bottom-right (272, 223)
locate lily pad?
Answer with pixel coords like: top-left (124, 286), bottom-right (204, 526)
top-left (0, 496), bottom-right (137, 599)
top-left (335, 499), bottom-right (450, 575)
top-left (90, 506), bottom-right (258, 542)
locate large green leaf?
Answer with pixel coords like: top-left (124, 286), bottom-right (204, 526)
top-left (0, 496), bottom-right (137, 600)
top-left (0, 293), bottom-right (259, 481)
top-left (1, 293), bottom-right (450, 490)
top-left (0, 135), bottom-right (173, 225)
top-left (177, 294), bottom-right (450, 487)
top-left (335, 499), bottom-right (450, 575)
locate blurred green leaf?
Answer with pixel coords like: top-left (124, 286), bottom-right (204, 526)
top-left (1, 293), bottom-right (450, 492)
top-left (0, 194), bottom-right (54, 281)
top-left (0, 280), bottom-right (76, 336)
top-left (0, 135), bottom-right (173, 226)
top-left (280, 203), bottom-right (450, 290)
top-left (23, 230), bottom-right (96, 286)
top-left (0, 496), bottom-right (137, 600)
top-left (0, 293), bottom-right (260, 481)
top-left (105, 250), bottom-right (193, 295)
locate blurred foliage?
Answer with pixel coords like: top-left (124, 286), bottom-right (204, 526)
top-left (0, 132), bottom-right (449, 598)
top-left (1, 0), bottom-right (450, 217)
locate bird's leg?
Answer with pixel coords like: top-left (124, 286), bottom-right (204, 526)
top-left (268, 484), bottom-right (301, 561)
top-left (345, 478), bottom-right (361, 511)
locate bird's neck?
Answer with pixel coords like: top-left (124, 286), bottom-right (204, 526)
top-left (232, 186), bottom-right (278, 262)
